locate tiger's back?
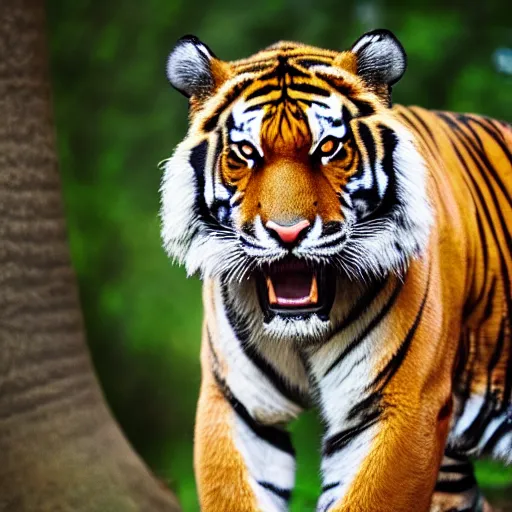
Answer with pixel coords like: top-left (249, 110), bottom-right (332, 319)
top-left (398, 106), bottom-right (512, 460)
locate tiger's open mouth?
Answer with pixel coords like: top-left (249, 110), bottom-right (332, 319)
top-left (256, 258), bottom-right (336, 322)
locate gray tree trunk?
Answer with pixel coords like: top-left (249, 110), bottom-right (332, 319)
top-left (0, 2), bottom-right (181, 511)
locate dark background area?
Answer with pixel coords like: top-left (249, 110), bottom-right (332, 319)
top-left (46, 1), bottom-right (512, 510)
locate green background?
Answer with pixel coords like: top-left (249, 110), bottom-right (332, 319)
top-left (46, 1), bottom-right (512, 510)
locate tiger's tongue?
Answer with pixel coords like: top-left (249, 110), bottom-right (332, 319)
top-left (267, 268), bottom-right (318, 306)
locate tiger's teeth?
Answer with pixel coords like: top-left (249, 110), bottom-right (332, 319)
top-left (267, 276), bottom-right (278, 305)
top-left (266, 273), bottom-right (319, 306)
top-left (309, 275), bottom-right (318, 303)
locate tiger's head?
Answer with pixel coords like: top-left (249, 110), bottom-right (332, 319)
top-left (161, 30), bottom-right (431, 341)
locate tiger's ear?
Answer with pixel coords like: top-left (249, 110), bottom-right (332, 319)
top-left (166, 35), bottom-right (231, 101)
top-left (350, 29), bottom-right (407, 102)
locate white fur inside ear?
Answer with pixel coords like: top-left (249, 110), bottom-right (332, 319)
top-left (166, 38), bottom-right (214, 97)
top-left (351, 30), bottom-right (406, 86)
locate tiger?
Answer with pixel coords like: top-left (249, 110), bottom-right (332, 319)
top-left (160, 29), bottom-right (512, 512)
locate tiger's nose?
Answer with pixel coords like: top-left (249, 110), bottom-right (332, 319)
top-left (266, 219), bottom-right (311, 246)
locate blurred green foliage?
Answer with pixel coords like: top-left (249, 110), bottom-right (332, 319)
top-left (46, 1), bottom-right (511, 510)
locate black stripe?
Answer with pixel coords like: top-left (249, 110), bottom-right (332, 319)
top-left (296, 58), bottom-right (332, 69)
top-left (246, 95), bottom-right (331, 110)
top-left (314, 75), bottom-right (370, 110)
top-left (207, 327), bottom-right (222, 369)
top-left (202, 79), bottom-right (254, 132)
top-left (321, 482), bottom-right (340, 493)
top-left (355, 125), bottom-right (398, 225)
top-left (347, 123), bottom-right (370, 184)
top-left (210, 199), bottom-right (231, 226)
top-left (314, 232), bottom-right (348, 250)
top-left (246, 84), bottom-right (281, 101)
top-left (257, 62), bottom-right (310, 81)
top-left (189, 141), bottom-right (236, 239)
top-left (459, 116), bottom-right (512, 207)
top-left (319, 498), bottom-right (336, 512)
top-left (353, 122), bottom-right (381, 212)
top-left (488, 316), bottom-right (507, 370)
top-left (465, 115), bottom-right (512, 166)
top-left (323, 77), bottom-right (356, 101)
top-left (443, 448), bottom-right (469, 462)
top-left (321, 221), bottom-right (344, 237)
top-left (502, 327), bottom-right (512, 410)
top-left (456, 330), bottom-right (475, 413)
top-left (347, 391), bottom-right (382, 422)
top-left (230, 196), bottom-right (243, 208)
top-left (288, 82), bottom-right (331, 97)
top-left (461, 200), bottom-right (489, 319)
top-left (434, 475), bottom-right (477, 493)
top-left (210, 367), bottom-right (295, 456)
top-left (258, 481), bottom-right (291, 501)
top-left (332, 278), bottom-right (389, 335)
top-left (351, 99), bottom-right (377, 117)
top-left (224, 384), bottom-right (295, 455)
top-left (211, 134), bottom-right (233, 225)
top-left (480, 275), bottom-right (496, 323)
top-left (190, 140), bottom-right (215, 227)
top-left (439, 462), bottom-right (474, 474)
top-left (404, 108), bottom-right (435, 139)
top-left (238, 234), bottom-right (267, 251)
top-left (371, 260), bottom-right (431, 390)
top-left (358, 123), bottom-right (377, 172)
top-left (329, 356), bottom-right (368, 395)
top-left (234, 61), bottom-right (274, 74)
top-left (323, 407), bottom-right (381, 457)
top-left (295, 98), bottom-right (331, 108)
top-left (190, 141), bottom-right (208, 204)
top-left (313, 220), bottom-right (347, 249)
top-left (324, 279), bottom-right (402, 378)
top-left (220, 283), bottom-right (309, 407)
top-left (482, 415), bottom-right (512, 454)
top-left (337, 192), bottom-right (351, 209)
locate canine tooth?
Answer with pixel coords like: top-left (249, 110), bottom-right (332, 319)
top-left (266, 276), bottom-right (278, 304)
top-left (309, 275), bottom-right (318, 304)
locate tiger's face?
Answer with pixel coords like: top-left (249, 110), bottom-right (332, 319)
top-left (161, 30), bottom-right (431, 340)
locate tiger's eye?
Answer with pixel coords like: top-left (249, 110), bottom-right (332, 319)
top-left (320, 139), bottom-right (335, 154)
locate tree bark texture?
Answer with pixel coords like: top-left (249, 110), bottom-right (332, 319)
top-left (0, 1), bottom-right (181, 511)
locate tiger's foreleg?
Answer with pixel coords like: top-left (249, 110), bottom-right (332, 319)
top-left (313, 262), bottom-right (455, 512)
top-left (430, 453), bottom-right (492, 512)
top-left (194, 327), bottom-right (300, 512)
top-left (315, 397), bottom-right (448, 512)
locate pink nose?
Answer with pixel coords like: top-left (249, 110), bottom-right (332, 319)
top-left (266, 219), bottom-right (311, 245)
